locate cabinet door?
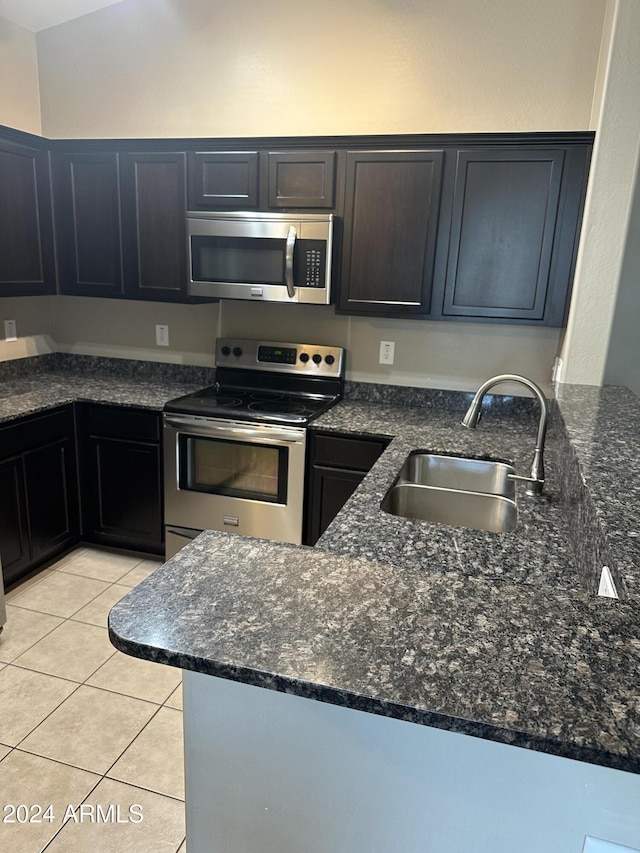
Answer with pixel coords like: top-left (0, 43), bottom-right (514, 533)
top-left (266, 151), bottom-right (337, 209)
top-left (0, 457), bottom-right (31, 588)
top-left (307, 466), bottom-right (365, 546)
top-left (0, 139), bottom-right (56, 297)
top-left (304, 432), bottom-right (389, 546)
top-left (82, 436), bottom-right (163, 553)
top-left (23, 438), bottom-right (79, 561)
top-left (338, 150), bottom-right (444, 315)
top-left (441, 148), bottom-right (565, 322)
top-left (77, 403), bottom-right (163, 554)
top-left (120, 152), bottom-right (187, 301)
top-left (187, 151), bottom-right (259, 209)
top-left (54, 151), bottom-right (124, 297)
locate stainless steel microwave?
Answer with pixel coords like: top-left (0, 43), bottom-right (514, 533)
top-left (187, 211), bottom-right (334, 304)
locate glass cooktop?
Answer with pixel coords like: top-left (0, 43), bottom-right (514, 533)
top-left (164, 385), bottom-right (340, 425)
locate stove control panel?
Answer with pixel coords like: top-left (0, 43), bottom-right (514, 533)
top-left (216, 338), bottom-right (344, 378)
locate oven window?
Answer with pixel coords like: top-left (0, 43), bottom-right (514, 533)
top-left (179, 435), bottom-right (288, 503)
top-left (192, 236), bottom-right (285, 285)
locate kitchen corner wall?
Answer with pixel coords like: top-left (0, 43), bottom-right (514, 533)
top-left (0, 16), bottom-right (41, 135)
top-left (0, 0), bottom-right (608, 390)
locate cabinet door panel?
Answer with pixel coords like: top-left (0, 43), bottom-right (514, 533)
top-left (443, 149), bottom-right (564, 320)
top-left (188, 152), bottom-right (259, 209)
top-left (267, 151), bottom-right (336, 209)
top-left (304, 431), bottom-right (388, 546)
top-left (121, 152), bottom-right (187, 301)
top-left (339, 151), bottom-right (444, 314)
top-left (54, 152), bottom-right (123, 297)
top-left (0, 457), bottom-right (30, 587)
top-left (85, 436), bottom-right (163, 551)
top-left (307, 466), bottom-right (365, 546)
top-left (0, 140), bottom-right (56, 296)
top-left (23, 439), bottom-right (78, 560)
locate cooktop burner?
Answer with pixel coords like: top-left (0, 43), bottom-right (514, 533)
top-left (249, 399), bottom-right (307, 414)
top-left (164, 385), bottom-right (337, 424)
top-left (164, 338), bottom-right (345, 426)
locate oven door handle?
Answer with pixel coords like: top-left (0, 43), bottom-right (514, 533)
top-left (163, 415), bottom-right (305, 443)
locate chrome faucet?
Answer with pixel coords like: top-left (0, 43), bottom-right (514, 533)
top-left (461, 374), bottom-right (549, 496)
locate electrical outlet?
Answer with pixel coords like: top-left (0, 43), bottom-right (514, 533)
top-left (156, 324), bottom-right (169, 346)
top-left (551, 356), bottom-right (563, 384)
top-left (379, 341), bottom-right (395, 365)
top-left (4, 319), bottom-right (17, 341)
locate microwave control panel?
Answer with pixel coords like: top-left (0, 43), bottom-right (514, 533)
top-left (299, 240), bottom-right (326, 288)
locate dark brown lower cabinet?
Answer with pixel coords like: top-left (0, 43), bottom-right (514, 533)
top-left (0, 407), bottom-right (79, 589)
top-left (76, 404), bottom-right (164, 555)
top-left (304, 431), bottom-right (389, 546)
top-left (0, 456), bottom-right (31, 585)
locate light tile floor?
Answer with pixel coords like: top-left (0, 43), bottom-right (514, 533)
top-left (0, 547), bottom-right (186, 853)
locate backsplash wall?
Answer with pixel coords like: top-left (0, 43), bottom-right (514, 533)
top-left (0, 297), bottom-right (560, 393)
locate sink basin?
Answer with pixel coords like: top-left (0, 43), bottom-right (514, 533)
top-left (380, 452), bottom-right (518, 533)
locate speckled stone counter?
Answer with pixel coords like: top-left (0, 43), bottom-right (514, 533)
top-left (109, 380), bottom-right (640, 774)
top-left (0, 353), bottom-right (213, 422)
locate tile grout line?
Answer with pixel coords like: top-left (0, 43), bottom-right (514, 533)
top-left (0, 609), bottom-right (66, 666)
top-left (11, 677), bottom-right (85, 751)
top-left (1, 548), bottom-right (185, 849)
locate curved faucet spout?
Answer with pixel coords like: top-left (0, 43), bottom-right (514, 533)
top-left (461, 374), bottom-right (548, 496)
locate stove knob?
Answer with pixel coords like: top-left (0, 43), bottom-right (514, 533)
top-left (233, 347), bottom-right (243, 357)
top-left (299, 353), bottom-right (310, 363)
top-left (325, 354), bottom-right (335, 365)
top-left (312, 353), bottom-right (322, 365)
top-left (221, 346), bottom-right (231, 356)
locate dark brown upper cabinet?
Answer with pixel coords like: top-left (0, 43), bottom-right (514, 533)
top-left (187, 149), bottom-right (340, 211)
top-left (443, 149), bottom-right (563, 321)
top-left (437, 147), bottom-right (584, 324)
top-left (53, 151), bottom-right (124, 297)
top-left (338, 150), bottom-right (445, 315)
top-left (266, 151), bottom-right (336, 209)
top-left (120, 151), bottom-right (188, 302)
top-left (0, 138), bottom-right (56, 297)
top-left (187, 151), bottom-right (259, 209)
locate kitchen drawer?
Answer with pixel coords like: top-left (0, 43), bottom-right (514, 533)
top-left (310, 432), bottom-right (388, 472)
top-left (79, 403), bottom-right (161, 442)
top-left (0, 407), bottom-right (74, 459)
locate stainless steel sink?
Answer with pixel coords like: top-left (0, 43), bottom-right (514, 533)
top-left (380, 452), bottom-right (518, 533)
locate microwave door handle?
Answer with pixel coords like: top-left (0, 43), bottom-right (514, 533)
top-left (285, 225), bottom-right (297, 299)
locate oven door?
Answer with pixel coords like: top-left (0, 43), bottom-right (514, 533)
top-left (163, 414), bottom-right (307, 545)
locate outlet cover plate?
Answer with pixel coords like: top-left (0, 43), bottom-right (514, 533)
top-left (379, 340), bottom-right (395, 365)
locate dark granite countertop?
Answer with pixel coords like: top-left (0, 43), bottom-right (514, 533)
top-left (107, 375), bottom-right (640, 774)
top-left (4, 354), bottom-right (638, 772)
top-left (0, 353), bottom-right (212, 422)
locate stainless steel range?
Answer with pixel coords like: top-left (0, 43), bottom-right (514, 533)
top-left (163, 338), bottom-right (345, 558)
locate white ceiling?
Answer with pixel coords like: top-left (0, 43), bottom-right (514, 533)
top-left (0, 0), bottom-right (126, 32)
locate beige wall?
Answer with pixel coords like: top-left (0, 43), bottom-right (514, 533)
top-left (0, 16), bottom-right (41, 134)
top-left (1, 0), bottom-right (611, 390)
top-left (52, 296), bottom-right (221, 367)
top-left (0, 296), bottom-right (54, 361)
top-left (36, 0), bottom-right (606, 139)
top-left (604, 159), bottom-right (640, 395)
top-left (560, 0), bottom-right (640, 391)
top-left (220, 302), bottom-right (560, 392)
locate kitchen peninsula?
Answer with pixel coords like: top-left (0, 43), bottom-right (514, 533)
top-left (109, 379), bottom-right (640, 853)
